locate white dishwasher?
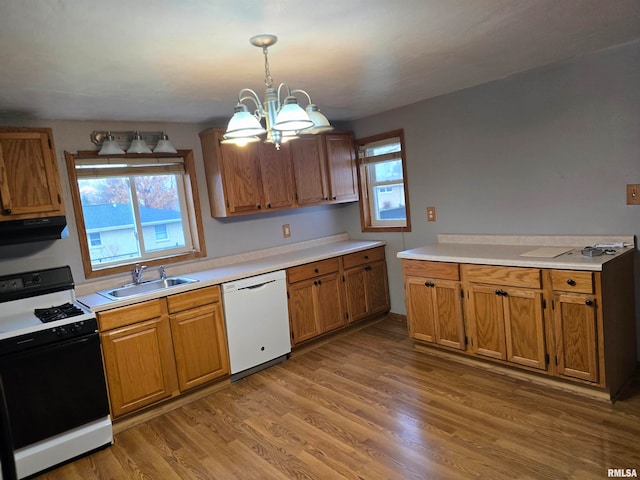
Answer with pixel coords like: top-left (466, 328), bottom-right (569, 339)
top-left (221, 270), bottom-right (291, 381)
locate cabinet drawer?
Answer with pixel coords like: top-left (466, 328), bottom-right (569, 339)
top-left (167, 286), bottom-right (221, 314)
top-left (402, 260), bottom-right (460, 281)
top-left (343, 247), bottom-right (385, 269)
top-left (462, 264), bottom-right (541, 288)
top-left (97, 298), bottom-right (164, 331)
top-left (551, 270), bottom-right (594, 294)
top-left (287, 257), bottom-right (340, 283)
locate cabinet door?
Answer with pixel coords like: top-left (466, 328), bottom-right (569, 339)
top-left (289, 136), bottom-right (328, 205)
top-left (344, 266), bottom-right (368, 323)
top-left (467, 285), bottom-right (507, 360)
top-left (405, 277), bottom-right (436, 343)
top-left (257, 142), bottom-right (295, 210)
top-left (170, 303), bottom-right (230, 392)
top-left (503, 288), bottom-right (546, 370)
top-left (367, 260), bottom-right (390, 316)
top-left (0, 129), bottom-right (64, 219)
top-left (432, 280), bottom-right (465, 350)
top-left (288, 279), bottom-right (321, 344)
top-left (315, 272), bottom-right (346, 333)
top-left (324, 133), bottom-right (358, 202)
top-left (218, 142), bottom-right (263, 213)
top-left (100, 317), bottom-right (177, 418)
top-left (553, 293), bottom-right (598, 382)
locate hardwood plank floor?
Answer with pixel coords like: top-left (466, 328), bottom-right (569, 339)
top-left (38, 316), bottom-right (640, 479)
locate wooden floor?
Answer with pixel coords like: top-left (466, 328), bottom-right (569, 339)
top-left (39, 316), bottom-right (640, 479)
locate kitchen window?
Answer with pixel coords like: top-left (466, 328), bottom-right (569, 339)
top-left (65, 150), bottom-right (206, 279)
top-left (357, 129), bottom-right (411, 232)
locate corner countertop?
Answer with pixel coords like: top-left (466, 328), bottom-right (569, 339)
top-left (78, 239), bottom-right (385, 313)
top-left (396, 234), bottom-right (635, 271)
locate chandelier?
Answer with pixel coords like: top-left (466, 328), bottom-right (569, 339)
top-left (223, 34), bottom-right (333, 149)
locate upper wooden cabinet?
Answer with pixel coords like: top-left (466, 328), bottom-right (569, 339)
top-left (257, 141), bottom-right (296, 210)
top-left (290, 132), bottom-right (359, 206)
top-left (324, 132), bottom-right (358, 203)
top-left (0, 127), bottom-right (64, 221)
top-left (200, 128), bottom-right (295, 216)
top-left (199, 128), bottom-right (358, 217)
top-left (289, 136), bottom-right (328, 206)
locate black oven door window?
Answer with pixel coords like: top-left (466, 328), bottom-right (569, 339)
top-left (0, 333), bottom-right (110, 449)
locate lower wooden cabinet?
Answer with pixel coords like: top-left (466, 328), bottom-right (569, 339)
top-left (466, 284), bottom-right (546, 369)
top-left (288, 246), bottom-right (390, 345)
top-left (288, 258), bottom-right (346, 344)
top-left (168, 286), bottom-right (230, 392)
top-left (97, 286), bottom-right (229, 418)
top-left (343, 247), bottom-right (390, 323)
top-left (553, 292), bottom-right (598, 382)
top-left (402, 254), bottom-right (636, 399)
top-left (99, 300), bottom-right (177, 418)
top-left (403, 260), bottom-right (465, 350)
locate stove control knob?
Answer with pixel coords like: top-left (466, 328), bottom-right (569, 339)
top-left (71, 323), bottom-right (82, 332)
top-left (54, 327), bottom-right (67, 336)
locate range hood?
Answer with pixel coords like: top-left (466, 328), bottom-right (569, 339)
top-left (0, 216), bottom-right (67, 246)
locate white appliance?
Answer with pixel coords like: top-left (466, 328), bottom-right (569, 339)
top-left (0, 266), bottom-right (112, 479)
top-left (221, 270), bottom-right (291, 381)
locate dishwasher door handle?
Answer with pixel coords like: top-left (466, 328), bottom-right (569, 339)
top-left (238, 279), bottom-right (277, 291)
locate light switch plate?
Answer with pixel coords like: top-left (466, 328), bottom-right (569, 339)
top-left (627, 185), bottom-right (640, 205)
top-left (282, 224), bottom-right (291, 238)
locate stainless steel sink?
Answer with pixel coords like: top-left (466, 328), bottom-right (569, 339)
top-left (98, 276), bottom-right (198, 300)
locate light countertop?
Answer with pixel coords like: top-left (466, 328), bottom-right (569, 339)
top-left (78, 239), bottom-right (385, 312)
top-left (397, 234), bottom-right (635, 271)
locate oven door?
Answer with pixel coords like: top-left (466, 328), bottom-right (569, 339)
top-left (0, 332), bottom-right (110, 449)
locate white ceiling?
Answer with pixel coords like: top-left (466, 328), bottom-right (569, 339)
top-left (1, 0), bottom-right (639, 124)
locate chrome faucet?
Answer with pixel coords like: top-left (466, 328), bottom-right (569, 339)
top-left (132, 263), bottom-right (147, 284)
top-left (159, 265), bottom-right (167, 280)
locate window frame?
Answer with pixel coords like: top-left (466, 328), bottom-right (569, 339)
top-left (356, 129), bottom-right (411, 232)
top-left (65, 149), bottom-right (207, 279)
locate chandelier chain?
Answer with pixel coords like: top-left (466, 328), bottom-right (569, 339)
top-left (263, 46), bottom-right (273, 88)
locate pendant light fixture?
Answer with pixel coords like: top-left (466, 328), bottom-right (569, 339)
top-left (223, 34), bottom-right (333, 149)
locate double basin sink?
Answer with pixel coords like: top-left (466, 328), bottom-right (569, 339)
top-left (98, 276), bottom-right (198, 301)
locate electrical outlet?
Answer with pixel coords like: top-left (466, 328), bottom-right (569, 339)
top-left (282, 224), bottom-right (291, 238)
top-left (627, 184), bottom-right (640, 205)
top-left (426, 207), bottom-right (436, 222)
